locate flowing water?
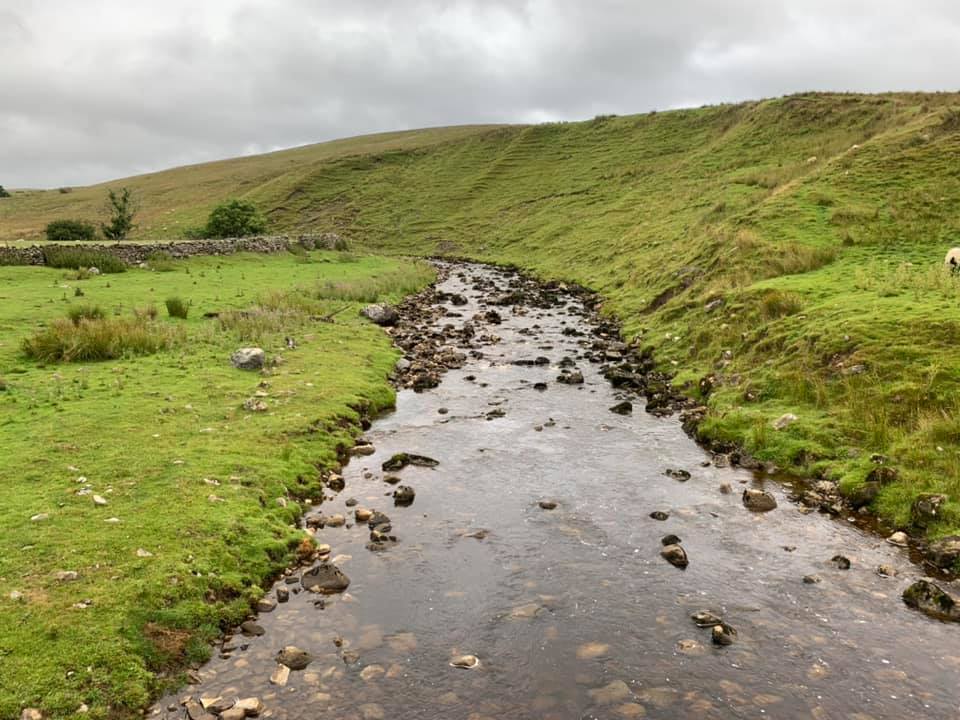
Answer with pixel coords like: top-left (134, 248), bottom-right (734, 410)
top-left (156, 263), bottom-right (960, 720)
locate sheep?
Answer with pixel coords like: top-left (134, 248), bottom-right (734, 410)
top-left (946, 247), bottom-right (960, 274)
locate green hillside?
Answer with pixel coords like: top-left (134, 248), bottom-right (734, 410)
top-left (5, 92), bottom-right (960, 535)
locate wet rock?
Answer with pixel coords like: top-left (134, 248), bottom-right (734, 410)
top-left (664, 468), bottom-right (690, 482)
top-left (661, 534), bottom-right (682, 546)
top-left (557, 370), bottom-right (584, 385)
top-left (609, 401), bottom-right (633, 415)
top-left (711, 622), bottom-right (737, 646)
top-left (277, 645), bottom-right (313, 670)
top-left (887, 531), bottom-right (909, 547)
top-left (927, 536), bottom-right (960, 569)
top-left (325, 514), bottom-right (346, 527)
top-left (276, 587), bottom-right (289, 603)
top-left (538, 500), bottom-right (558, 510)
top-left (830, 555), bottom-right (851, 570)
top-left (231, 347), bottom-right (265, 370)
top-left (742, 488), bottom-right (777, 512)
top-left (201, 697), bottom-right (234, 714)
top-left (368, 511), bottom-right (391, 528)
top-left (876, 564), bottom-right (898, 578)
top-left (184, 701), bottom-right (213, 720)
top-left (234, 697), bottom-right (264, 717)
top-left (360, 304), bottom-right (399, 326)
top-left (383, 475), bottom-right (402, 485)
top-left (450, 654), bottom-right (480, 669)
top-left (256, 598), bottom-right (276, 613)
top-left (690, 611), bottom-right (722, 628)
top-left (393, 485), bottom-right (416, 506)
top-left (911, 493), bottom-right (948, 527)
top-left (719, 483), bottom-right (732, 494)
top-left (220, 709), bottom-right (246, 720)
top-left (533, 382), bottom-right (548, 391)
top-left (240, 621), bottom-right (265, 637)
top-left (269, 664), bottom-right (290, 686)
top-left (381, 453), bottom-right (439, 471)
top-left (345, 497), bottom-right (358, 507)
top-left (660, 544), bottom-right (688, 569)
top-left (355, 508), bottom-right (373, 522)
top-left (803, 574), bottom-right (822, 584)
top-left (649, 511), bottom-right (669, 521)
top-left (300, 563), bottom-right (350, 594)
top-left (676, 639), bottom-right (705, 655)
top-left (315, 543), bottom-right (331, 556)
top-left (588, 680), bottom-right (632, 705)
top-left (903, 579), bottom-right (960, 622)
top-left (576, 641), bottom-right (610, 659)
top-left (848, 481), bottom-right (880, 509)
top-left (326, 474), bottom-right (345, 492)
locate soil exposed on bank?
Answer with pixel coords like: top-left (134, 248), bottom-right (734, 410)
top-left (153, 261), bottom-right (960, 720)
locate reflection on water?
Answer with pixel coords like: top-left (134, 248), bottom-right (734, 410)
top-left (154, 264), bottom-right (960, 720)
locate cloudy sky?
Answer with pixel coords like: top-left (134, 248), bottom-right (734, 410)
top-left (2, 0), bottom-right (958, 188)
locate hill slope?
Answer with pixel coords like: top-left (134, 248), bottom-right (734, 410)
top-left (5, 92), bottom-right (960, 537)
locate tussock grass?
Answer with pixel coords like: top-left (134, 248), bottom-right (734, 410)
top-left (66, 303), bottom-right (105, 325)
top-left (165, 296), bottom-right (190, 319)
top-left (315, 262), bottom-right (435, 303)
top-left (22, 316), bottom-right (180, 362)
top-left (42, 246), bottom-right (126, 273)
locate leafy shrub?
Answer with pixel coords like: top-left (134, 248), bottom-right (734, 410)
top-left (67, 304), bottom-right (105, 326)
top-left (204, 199), bottom-right (267, 238)
top-left (22, 317), bottom-right (178, 363)
top-left (43, 247), bottom-right (126, 273)
top-left (0, 185), bottom-right (10, 198)
top-left (165, 297), bottom-right (189, 319)
top-left (46, 219), bottom-right (98, 242)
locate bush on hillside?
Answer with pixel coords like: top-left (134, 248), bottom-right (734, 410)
top-left (46, 219), bottom-right (98, 243)
top-left (203, 199), bottom-right (267, 238)
top-left (0, 185), bottom-right (10, 198)
top-left (165, 296), bottom-right (189, 319)
top-left (101, 187), bottom-right (138, 242)
top-left (42, 246), bottom-right (126, 273)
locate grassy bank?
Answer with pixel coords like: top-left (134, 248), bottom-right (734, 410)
top-left (3, 93), bottom-right (959, 540)
top-left (0, 251), bottom-right (433, 718)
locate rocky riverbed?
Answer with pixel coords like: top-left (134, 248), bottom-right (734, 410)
top-left (152, 262), bottom-right (960, 720)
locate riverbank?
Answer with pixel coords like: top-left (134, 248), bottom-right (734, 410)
top-left (151, 260), bottom-right (960, 720)
top-left (0, 250), bottom-right (434, 719)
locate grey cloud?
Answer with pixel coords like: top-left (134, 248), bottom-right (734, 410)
top-left (1, 0), bottom-right (958, 187)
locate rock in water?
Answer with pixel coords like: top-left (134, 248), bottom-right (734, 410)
top-left (711, 622), bottom-right (737, 646)
top-left (609, 401), bottom-right (633, 415)
top-left (393, 485), bottom-right (416, 506)
top-left (381, 453), bottom-right (439, 471)
top-left (660, 544), bottom-right (689, 569)
top-left (742, 488), bottom-right (777, 512)
top-left (450, 654), bottom-right (480, 669)
top-left (690, 611), bottom-right (722, 628)
top-left (300, 563), bottom-right (350, 594)
top-left (277, 645), bottom-right (313, 670)
top-left (539, 499), bottom-right (558, 510)
top-left (664, 468), bottom-right (691, 481)
top-left (231, 347), bottom-right (265, 370)
top-left (661, 534), bottom-right (682, 546)
top-left (927, 536), bottom-right (960, 569)
top-left (903, 579), bottom-right (960, 622)
top-left (360, 304), bottom-right (399, 326)
top-left (830, 554), bottom-right (851, 570)
top-left (649, 511), bottom-right (669, 521)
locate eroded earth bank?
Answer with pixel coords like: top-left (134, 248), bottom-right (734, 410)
top-left (155, 263), bottom-right (960, 720)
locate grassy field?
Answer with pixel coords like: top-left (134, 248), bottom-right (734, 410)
top-left (3, 91), bottom-right (960, 658)
top-left (0, 250), bottom-right (433, 719)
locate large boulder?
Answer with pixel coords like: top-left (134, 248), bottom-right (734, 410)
top-left (231, 347), bottom-right (265, 370)
top-left (742, 488), bottom-right (777, 512)
top-left (300, 563), bottom-right (350, 594)
top-left (927, 536), bottom-right (960, 569)
top-left (361, 304), bottom-right (399, 326)
top-left (903, 579), bottom-right (960, 622)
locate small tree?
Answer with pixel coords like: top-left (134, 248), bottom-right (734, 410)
top-left (204, 199), bottom-right (267, 238)
top-left (0, 185), bottom-right (10, 198)
top-left (101, 187), bottom-right (138, 242)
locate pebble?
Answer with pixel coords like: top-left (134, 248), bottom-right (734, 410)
top-left (269, 664), bottom-right (290, 686)
top-left (576, 642), bottom-right (610, 659)
top-left (660, 544), bottom-right (689, 569)
top-left (538, 500), bottom-right (558, 510)
top-left (887, 531), bottom-right (909, 547)
top-left (450, 654), bottom-right (480, 669)
top-left (649, 511), bottom-right (669, 521)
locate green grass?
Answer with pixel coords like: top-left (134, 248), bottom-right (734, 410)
top-left (4, 94), bottom-right (960, 553)
top-left (0, 251), bottom-right (433, 719)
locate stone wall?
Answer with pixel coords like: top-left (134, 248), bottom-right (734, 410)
top-left (0, 232), bottom-right (345, 267)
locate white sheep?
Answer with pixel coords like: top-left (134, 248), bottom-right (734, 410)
top-left (946, 247), bottom-right (960, 274)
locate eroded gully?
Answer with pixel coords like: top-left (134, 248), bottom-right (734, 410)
top-left (155, 262), bottom-right (960, 720)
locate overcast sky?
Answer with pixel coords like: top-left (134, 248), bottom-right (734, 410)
top-left (2, 0), bottom-right (958, 188)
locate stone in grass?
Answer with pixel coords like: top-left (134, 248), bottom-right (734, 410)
top-left (231, 347), bottom-right (265, 370)
top-left (360, 304), bottom-right (399, 326)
